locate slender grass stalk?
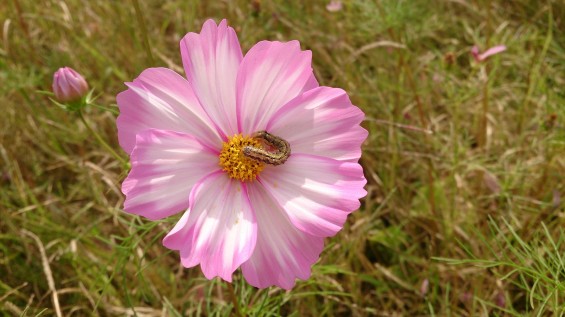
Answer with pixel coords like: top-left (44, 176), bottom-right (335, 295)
top-left (475, 0), bottom-right (492, 197)
top-left (227, 282), bottom-right (242, 317)
top-left (78, 109), bottom-right (128, 166)
top-left (11, 0), bottom-right (41, 64)
top-left (404, 64), bottom-right (436, 215)
top-left (132, 0), bottom-right (154, 65)
top-left (477, 72), bottom-right (489, 149)
top-left (517, 6), bottom-right (552, 135)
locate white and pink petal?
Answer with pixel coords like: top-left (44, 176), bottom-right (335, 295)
top-left (122, 129), bottom-right (220, 220)
top-left (302, 73), bottom-right (319, 93)
top-left (237, 40), bottom-right (314, 134)
top-left (242, 182), bottom-right (324, 290)
top-left (163, 172), bottom-right (257, 282)
top-left (116, 67), bottom-right (222, 154)
top-left (259, 154), bottom-right (366, 237)
top-left (180, 19), bottom-right (243, 137)
top-left (267, 87), bottom-right (367, 162)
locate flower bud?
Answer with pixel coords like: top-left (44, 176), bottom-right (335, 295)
top-left (52, 67), bottom-right (89, 102)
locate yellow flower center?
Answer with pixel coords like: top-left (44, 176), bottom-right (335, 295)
top-left (219, 134), bottom-right (265, 182)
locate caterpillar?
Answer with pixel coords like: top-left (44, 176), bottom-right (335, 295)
top-left (243, 131), bottom-right (291, 166)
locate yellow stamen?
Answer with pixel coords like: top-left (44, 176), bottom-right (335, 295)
top-left (219, 134), bottom-right (265, 182)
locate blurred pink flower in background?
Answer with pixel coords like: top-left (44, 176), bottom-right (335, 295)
top-left (495, 290), bottom-right (506, 308)
top-left (471, 45), bottom-right (507, 62)
top-left (326, 0), bottom-right (343, 12)
top-left (116, 19), bottom-right (367, 289)
top-left (420, 278), bottom-right (430, 297)
top-left (52, 67), bottom-right (89, 102)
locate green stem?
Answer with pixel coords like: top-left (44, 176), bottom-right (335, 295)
top-left (78, 109), bottom-right (128, 166)
top-left (478, 68), bottom-right (489, 149)
top-left (226, 282), bottom-right (242, 317)
top-left (132, 0), bottom-right (154, 65)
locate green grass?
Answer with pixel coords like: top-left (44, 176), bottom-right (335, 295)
top-left (1, 0), bottom-right (564, 316)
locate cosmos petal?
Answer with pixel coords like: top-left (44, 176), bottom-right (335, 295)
top-left (242, 182), bottom-right (324, 290)
top-left (56, 75), bottom-right (71, 99)
top-left (116, 67), bottom-right (222, 154)
top-left (163, 172), bottom-right (257, 282)
top-left (180, 19), bottom-right (243, 138)
top-left (267, 87), bottom-right (367, 162)
top-left (259, 154), bottom-right (366, 237)
top-left (302, 73), bottom-right (319, 92)
top-left (236, 40), bottom-right (313, 134)
top-left (479, 45), bottom-right (507, 61)
top-left (122, 129), bottom-right (220, 220)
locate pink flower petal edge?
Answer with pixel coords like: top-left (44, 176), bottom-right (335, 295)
top-left (236, 40), bottom-right (313, 134)
top-left (267, 86), bottom-right (368, 162)
top-left (116, 67), bottom-right (223, 154)
top-left (259, 154), bottom-right (366, 237)
top-left (122, 129), bottom-right (220, 220)
top-left (163, 172), bottom-right (257, 282)
top-left (180, 19), bottom-right (243, 138)
top-left (242, 181), bottom-right (325, 289)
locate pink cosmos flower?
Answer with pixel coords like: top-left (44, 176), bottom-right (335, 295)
top-left (326, 0), bottom-right (343, 12)
top-left (52, 67), bottom-right (89, 102)
top-left (471, 45), bottom-right (506, 62)
top-left (116, 19), bottom-right (367, 289)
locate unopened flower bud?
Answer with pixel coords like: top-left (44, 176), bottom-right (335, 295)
top-left (52, 67), bottom-right (89, 102)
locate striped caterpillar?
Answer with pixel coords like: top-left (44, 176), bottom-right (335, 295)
top-left (243, 131), bottom-right (291, 166)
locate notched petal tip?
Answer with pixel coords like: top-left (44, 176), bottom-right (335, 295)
top-left (162, 173), bottom-right (257, 283)
top-left (241, 182), bottom-right (324, 289)
top-left (179, 17), bottom-right (242, 137)
top-left (259, 154), bottom-right (366, 238)
top-left (236, 40), bottom-right (315, 133)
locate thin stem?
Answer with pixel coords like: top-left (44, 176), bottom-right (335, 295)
top-left (226, 282), bottom-right (242, 317)
top-left (404, 64), bottom-right (428, 129)
top-left (478, 70), bottom-right (489, 149)
top-left (132, 0), bottom-right (155, 65)
top-left (12, 0), bottom-right (41, 64)
top-left (517, 6), bottom-right (552, 134)
top-left (78, 109), bottom-right (128, 166)
top-left (405, 63), bottom-right (436, 216)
